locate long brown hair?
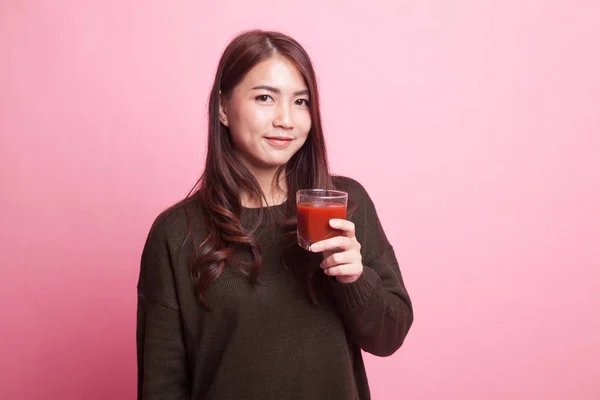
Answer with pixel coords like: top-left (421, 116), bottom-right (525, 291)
top-left (187, 30), bottom-right (333, 308)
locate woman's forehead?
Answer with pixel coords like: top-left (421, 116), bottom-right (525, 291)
top-left (238, 56), bottom-right (307, 93)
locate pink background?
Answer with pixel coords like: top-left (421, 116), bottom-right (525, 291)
top-left (2, 1), bottom-right (599, 399)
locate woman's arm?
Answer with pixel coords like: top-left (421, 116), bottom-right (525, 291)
top-left (137, 215), bottom-right (190, 399)
top-left (315, 178), bottom-right (414, 356)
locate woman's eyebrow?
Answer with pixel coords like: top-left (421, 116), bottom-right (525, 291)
top-left (251, 85), bottom-right (309, 96)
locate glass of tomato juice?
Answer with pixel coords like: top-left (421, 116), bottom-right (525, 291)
top-left (296, 189), bottom-right (348, 251)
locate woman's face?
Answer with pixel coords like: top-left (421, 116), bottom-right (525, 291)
top-left (219, 55), bottom-right (311, 176)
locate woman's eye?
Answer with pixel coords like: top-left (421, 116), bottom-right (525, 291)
top-left (296, 99), bottom-right (310, 106)
top-left (256, 95), bottom-right (273, 102)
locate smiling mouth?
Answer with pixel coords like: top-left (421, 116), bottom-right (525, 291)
top-left (264, 137), bottom-right (294, 148)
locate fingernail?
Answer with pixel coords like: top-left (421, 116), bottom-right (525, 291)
top-left (311, 244), bottom-right (320, 252)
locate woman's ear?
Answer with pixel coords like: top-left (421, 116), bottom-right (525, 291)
top-left (219, 91), bottom-right (229, 127)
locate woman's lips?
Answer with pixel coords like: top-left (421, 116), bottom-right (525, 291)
top-left (264, 137), bottom-right (293, 149)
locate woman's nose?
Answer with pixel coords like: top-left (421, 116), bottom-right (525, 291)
top-left (273, 103), bottom-right (293, 129)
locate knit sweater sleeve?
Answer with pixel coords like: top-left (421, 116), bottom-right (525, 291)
top-left (136, 212), bottom-right (190, 399)
top-left (330, 178), bottom-right (414, 357)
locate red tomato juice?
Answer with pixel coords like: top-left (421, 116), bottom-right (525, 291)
top-left (297, 202), bottom-right (347, 245)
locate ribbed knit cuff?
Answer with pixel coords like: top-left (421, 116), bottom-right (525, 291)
top-left (330, 267), bottom-right (381, 311)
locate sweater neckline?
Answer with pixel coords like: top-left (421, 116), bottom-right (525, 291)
top-left (241, 202), bottom-right (287, 211)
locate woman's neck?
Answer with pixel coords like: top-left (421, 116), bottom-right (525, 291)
top-left (240, 167), bottom-right (287, 208)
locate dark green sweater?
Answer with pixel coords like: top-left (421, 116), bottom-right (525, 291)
top-left (137, 176), bottom-right (413, 399)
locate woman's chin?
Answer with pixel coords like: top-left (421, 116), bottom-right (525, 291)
top-left (256, 155), bottom-right (293, 169)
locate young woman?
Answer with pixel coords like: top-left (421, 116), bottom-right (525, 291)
top-left (137, 29), bottom-right (413, 400)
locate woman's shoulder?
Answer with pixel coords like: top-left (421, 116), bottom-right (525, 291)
top-left (331, 175), bottom-right (382, 220)
top-left (332, 175), bottom-right (370, 199)
top-left (145, 194), bottom-right (203, 245)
